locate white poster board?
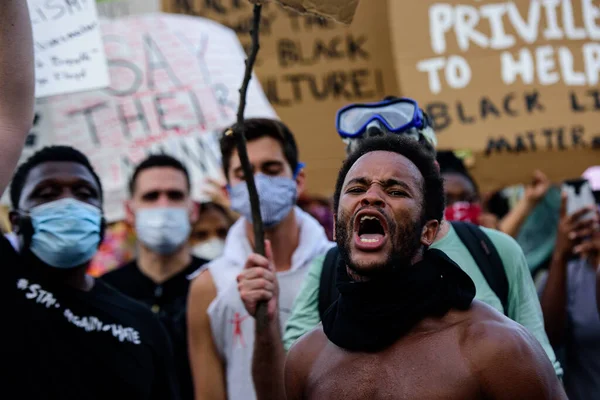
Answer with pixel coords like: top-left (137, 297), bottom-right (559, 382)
top-left (28, 0), bottom-right (110, 98)
top-left (5, 13), bottom-right (277, 222)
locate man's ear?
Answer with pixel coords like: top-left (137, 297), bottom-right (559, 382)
top-left (9, 211), bottom-right (20, 233)
top-left (189, 201), bottom-right (199, 224)
top-left (420, 219), bottom-right (439, 247)
top-left (295, 169), bottom-right (306, 197)
top-left (125, 200), bottom-right (135, 226)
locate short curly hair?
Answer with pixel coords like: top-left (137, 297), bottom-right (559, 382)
top-left (10, 146), bottom-right (103, 209)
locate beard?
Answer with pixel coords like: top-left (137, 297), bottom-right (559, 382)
top-left (336, 207), bottom-right (424, 278)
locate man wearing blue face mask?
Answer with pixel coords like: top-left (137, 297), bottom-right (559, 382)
top-left (103, 154), bottom-right (205, 400)
top-left (187, 118), bottom-right (334, 400)
top-left (1, 146), bottom-right (181, 400)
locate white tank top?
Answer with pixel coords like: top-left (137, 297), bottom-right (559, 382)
top-left (206, 208), bottom-right (334, 400)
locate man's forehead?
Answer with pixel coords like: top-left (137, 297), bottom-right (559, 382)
top-left (135, 167), bottom-right (188, 192)
top-left (231, 136), bottom-right (287, 167)
top-left (26, 161), bottom-right (97, 186)
top-left (344, 151), bottom-right (423, 186)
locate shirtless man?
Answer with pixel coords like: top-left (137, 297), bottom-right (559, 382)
top-left (284, 136), bottom-right (566, 400)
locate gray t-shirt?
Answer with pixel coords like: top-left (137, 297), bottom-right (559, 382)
top-left (540, 258), bottom-right (600, 400)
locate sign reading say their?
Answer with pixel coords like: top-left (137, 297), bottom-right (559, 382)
top-left (389, 0), bottom-right (600, 190)
top-left (8, 13), bottom-right (276, 222)
top-left (28, 0), bottom-right (110, 98)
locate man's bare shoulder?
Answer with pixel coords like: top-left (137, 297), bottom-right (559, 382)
top-left (460, 301), bottom-right (566, 399)
top-left (461, 301), bottom-right (543, 358)
top-left (287, 324), bottom-right (329, 363)
top-left (284, 325), bottom-right (330, 400)
top-left (188, 269), bottom-right (217, 314)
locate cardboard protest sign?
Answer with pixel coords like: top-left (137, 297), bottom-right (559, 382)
top-left (28, 0), bottom-right (110, 98)
top-left (246, 0), bottom-right (360, 24)
top-left (389, 0), bottom-right (600, 192)
top-left (5, 13), bottom-right (276, 221)
top-left (162, 0), bottom-right (399, 197)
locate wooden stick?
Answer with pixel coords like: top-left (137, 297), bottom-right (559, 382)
top-left (231, 3), bottom-right (270, 331)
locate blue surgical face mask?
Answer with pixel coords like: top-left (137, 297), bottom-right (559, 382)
top-left (27, 198), bottom-right (103, 269)
top-left (135, 207), bottom-right (191, 255)
top-left (229, 173), bottom-right (298, 228)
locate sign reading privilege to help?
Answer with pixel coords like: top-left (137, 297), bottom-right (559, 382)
top-left (247, 0), bottom-right (360, 24)
top-left (28, 0), bottom-right (110, 98)
top-left (389, 0), bottom-right (600, 190)
top-left (162, 0), bottom-right (399, 197)
top-left (9, 13), bottom-right (276, 222)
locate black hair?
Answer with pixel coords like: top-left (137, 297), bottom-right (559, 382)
top-left (333, 135), bottom-right (445, 223)
top-left (220, 118), bottom-right (299, 181)
top-left (129, 154), bottom-right (190, 195)
top-left (436, 150), bottom-right (479, 195)
top-left (10, 146), bottom-right (103, 209)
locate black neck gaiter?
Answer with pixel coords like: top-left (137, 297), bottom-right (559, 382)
top-left (322, 249), bottom-right (476, 352)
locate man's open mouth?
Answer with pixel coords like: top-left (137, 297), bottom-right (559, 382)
top-left (354, 211), bottom-right (388, 250)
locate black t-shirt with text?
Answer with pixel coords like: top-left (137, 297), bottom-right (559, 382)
top-left (0, 236), bottom-right (181, 400)
top-left (102, 257), bottom-right (207, 400)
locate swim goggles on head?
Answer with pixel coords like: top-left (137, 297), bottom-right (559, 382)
top-left (336, 97), bottom-right (426, 139)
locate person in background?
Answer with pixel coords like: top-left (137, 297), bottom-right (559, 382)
top-left (0, 0), bottom-right (35, 200)
top-left (436, 150), bottom-right (498, 229)
top-left (297, 194), bottom-right (334, 240)
top-left (186, 118), bottom-right (334, 400)
top-left (273, 96), bottom-right (561, 400)
top-left (2, 146), bottom-right (180, 399)
top-left (189, 201), bottom-right (234, 261)
top-left (540, 168), bottom-right (600, 400)
top-left (102, 154), bottom-right (204, 400)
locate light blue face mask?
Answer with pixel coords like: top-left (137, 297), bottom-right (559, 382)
top-left (28, 198), bottom-right (103, 269)
top-left (229, 173), bottom-right (299, 228)
top-left (135, 207), bottom-right (191, 255)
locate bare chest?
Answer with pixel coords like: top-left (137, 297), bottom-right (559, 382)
top-left (305, 337), bottom-right (481, 400)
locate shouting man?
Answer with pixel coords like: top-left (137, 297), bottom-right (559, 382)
top-left (283, 136), bottom-right (566, 400)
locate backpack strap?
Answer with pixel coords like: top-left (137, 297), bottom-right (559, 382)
top-left (318, 246), bottom-right (341, 320)
top-left (451, 221), bottom-right (509, 315)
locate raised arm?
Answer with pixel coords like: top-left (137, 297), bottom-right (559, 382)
top-left (0, 1), bottom-right (35, 196)
top-left (498, 170), bottom-right (550, 238)
top-left (187, 271), bottom-right (227, 400)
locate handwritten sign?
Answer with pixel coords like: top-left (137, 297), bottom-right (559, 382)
top-left (28, 0), bottom-right (110, 98)
top-left (389, 0), bottom-right (600, 191)
top-left (163, 0), bottom-right (399, 197)
top-left (6, 13), bottom-right (276, 221)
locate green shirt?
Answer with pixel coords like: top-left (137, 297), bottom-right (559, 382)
top-left (283, 224), bottom-right (562, 377)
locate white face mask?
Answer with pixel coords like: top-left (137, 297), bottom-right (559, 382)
top-left (135, 207), bottom-right (191, 255)
top-left (191, 238), bottom-right (225, 260)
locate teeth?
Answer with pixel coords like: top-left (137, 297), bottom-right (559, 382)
top-left (360, 238), bottom-right (379, 243)
top-left (360, 215), bottom-right (377, 222)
